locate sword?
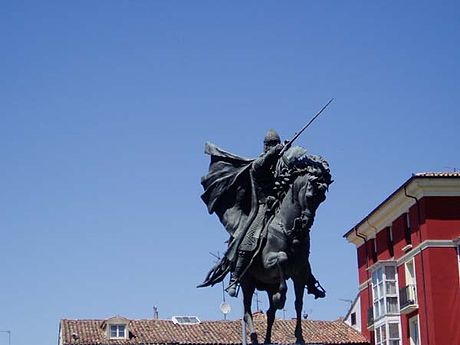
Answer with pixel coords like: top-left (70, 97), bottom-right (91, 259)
top-left (279, 98), bottom-right (334, 156)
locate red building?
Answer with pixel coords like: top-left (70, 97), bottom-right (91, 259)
top-left (344, 173), bottom-right (460, 345)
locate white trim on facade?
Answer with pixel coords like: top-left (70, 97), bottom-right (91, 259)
top-left (396, 239), bottom-right (457, 266)
top-left (345, 177), bottom-right (460, 245)
top-left (359, 279), bottom-right (371, 291)
top-left (455, 237), bottom-right (460, 283)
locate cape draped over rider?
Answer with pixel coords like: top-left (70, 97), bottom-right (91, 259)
top-left (199, 140), bottom-right (282, 288)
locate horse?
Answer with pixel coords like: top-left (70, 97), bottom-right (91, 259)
top-left (239, 170), bottom-right (328, 345)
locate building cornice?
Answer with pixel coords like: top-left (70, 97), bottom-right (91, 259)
top-left (344, 175), bottom-right (460, 246)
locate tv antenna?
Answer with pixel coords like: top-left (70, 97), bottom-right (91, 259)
top-left (303, 308), bottom-right (313, 319)
top-left (254, 290), bottom-right (263, 312)
top-left (0, 331), bottom-right (11, 345)
top-left (210, 251), bottom-right (231, 320)
top-left (339, 298), bottom-right (353, 305)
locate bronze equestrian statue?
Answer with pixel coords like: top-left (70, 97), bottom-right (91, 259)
top-left (198, 128), bottom-right (332, 345)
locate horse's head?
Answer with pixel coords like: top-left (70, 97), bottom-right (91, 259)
top-left (276, 146), bottom-right (332, 232)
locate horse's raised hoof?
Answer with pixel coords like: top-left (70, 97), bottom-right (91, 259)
top-left (272, 292), bottom-right (286, 310)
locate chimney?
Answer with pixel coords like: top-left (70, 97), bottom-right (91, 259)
top-left (153, 305), bottom-right (159, 320)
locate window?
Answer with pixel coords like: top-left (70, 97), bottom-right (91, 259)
top-left (104, 316), bottom-right (129, 340)
top-left (388, 322), bottom-right (400, 345)
top-left (110, 325), bottom-right (126, 338)
top-left (409, 315), bottom-right (420, 345)
top-left (375, 322), bottom-right (401, 345)
top-left (171, 316), bottom-right (201, 325)
top-left (400, 259), bottom-right (418, 311)
top-left (373, 267), bottom-right (384, 318)
top-left (351, 312), bottom-right (356, 326)
top-left (372, 263), bottom-right (401, 345)
top-left (375, 324), bottom-right (386, 345)
top-left (372, 264), bottom-right (399, 319)
top-left (405, 260), bottom-right (416, 286)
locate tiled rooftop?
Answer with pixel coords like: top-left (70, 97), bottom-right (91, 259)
top-left (60, 314), bottom-right (369, 345)
top-left (414, 172), bottom-right (460, 177)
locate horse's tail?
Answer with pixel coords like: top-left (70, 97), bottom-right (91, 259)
top-left (197, 256), bottom-right (231, 288)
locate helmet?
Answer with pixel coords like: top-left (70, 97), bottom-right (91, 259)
top-left (263, 129), bottom-right (281, 152)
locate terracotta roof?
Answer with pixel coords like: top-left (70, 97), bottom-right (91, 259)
top-left (60, 315), bottom-right (369, 345)
top-left (413, 172), bottom-right (460, 177)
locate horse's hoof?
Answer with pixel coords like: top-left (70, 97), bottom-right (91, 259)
top-left (314, 291), bottom-right (326, 299)
top-left (250, 332), bottom-right (259, 345)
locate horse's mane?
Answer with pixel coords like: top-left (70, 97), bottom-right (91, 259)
top-left (274, 146), bottom-right (332, 203)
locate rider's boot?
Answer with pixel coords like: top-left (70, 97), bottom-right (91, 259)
top-left (306, 274), bottom-right (326, 299)
top-left (227, 250), bottom-right (249, 297)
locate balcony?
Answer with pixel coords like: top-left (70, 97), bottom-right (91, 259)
top-left (367, 307), bottom-right (374, 329)
top-left (400, 284), bottom-right (418, 314)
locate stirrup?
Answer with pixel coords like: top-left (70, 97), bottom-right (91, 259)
top-left (225, 281), bottom-right (240, 297)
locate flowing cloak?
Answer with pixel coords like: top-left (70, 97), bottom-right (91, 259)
top-left (198, 142), bottom-right (261, 287)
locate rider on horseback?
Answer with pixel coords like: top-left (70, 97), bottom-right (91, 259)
top-left (227, 129), bottom-right (325, 299)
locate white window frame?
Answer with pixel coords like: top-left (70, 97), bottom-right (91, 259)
top-left (371, 262), bottom-right (401, 345)
top-left (457, 241), bottom-right (460, 283)
top-left (374, 318), bottom-right (401, 345)
top-left (405, 259), bottom-right (416, 286)
top-left (371, 263), bottom-right (399, 320)
top-left (109, 324), bottom-right (127, 339)
top-left (408, 315), bottom-right (421, 345)
top-left (404, 258), bottom-right (417, 304)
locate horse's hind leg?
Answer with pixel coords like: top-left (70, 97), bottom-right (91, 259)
top-left (293, 278), bottom-right (306, 345)
top-left (264, 291), bottom-right (277, 344)
top-left (241, 279), bottom-right (258, 345)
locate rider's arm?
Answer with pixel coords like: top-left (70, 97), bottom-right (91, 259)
top-left (252, 144), bottom-right (283, 174)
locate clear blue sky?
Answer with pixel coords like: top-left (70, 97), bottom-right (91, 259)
top-left (1, 1), bottom-right (459, 345)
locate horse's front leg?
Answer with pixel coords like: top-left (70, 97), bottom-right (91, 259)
top-left (263, 250), bottom-right (288, 309)
top-left (241, 279), bottom-right (258, 345)
top-left (274, 251), bottom-right (288, 309)
top-left (293, 277), bottom-right (306, 345)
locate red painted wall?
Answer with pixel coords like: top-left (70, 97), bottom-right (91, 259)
top-left (360, 287), bottom-right (371, 340)
top-left (354, 194), bottom-right (460, 345)
top-left (357, 243), bottom-right (368, 285)
top-left (376, 227), bottom-right (391, 261)
top-left (392, 214), bottom-right (407, 259)
top-left (422, 247), bottom-right (460, 344)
